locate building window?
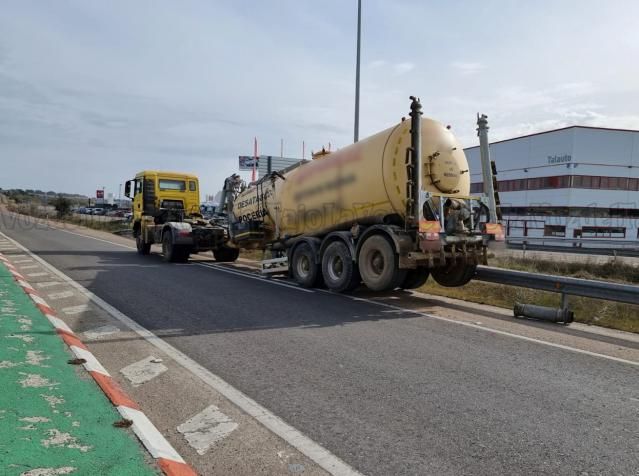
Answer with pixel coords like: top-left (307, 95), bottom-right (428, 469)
top-left (544, 225), bottom-right (566, 237)
top-left (581, 226), bottom-right (626, 238)
top-left (470, 183), bottom-right (484, 193)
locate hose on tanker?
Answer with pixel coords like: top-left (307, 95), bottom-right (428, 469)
top-left (472, 202), bottom-right (490, 230)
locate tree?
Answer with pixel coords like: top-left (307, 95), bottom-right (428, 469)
top-left (52, 196), bottom-right (72, 217)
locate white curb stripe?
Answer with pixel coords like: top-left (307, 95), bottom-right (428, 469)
top-left (44, 314), bottom-right (74, 335)
top-left (30, 294), bottom-right (50, 307)
top-left (17, 279), bottom-right (36, 291)
top-left (70, 345), bottom-right (110, 376)
top-left (117, 406), bottom-right (185, 463)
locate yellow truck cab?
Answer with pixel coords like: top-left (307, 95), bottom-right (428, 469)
top-left (124, 170), bottom-right (238, 263)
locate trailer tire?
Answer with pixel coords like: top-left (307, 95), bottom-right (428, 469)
top-left (136, 235), bottom-right (151, 255)
top-left (358, 234), bottom-right (403, 292)
top-left (291, 243), bottom-right (322, 288)
top-left (399, 268), bottom-right (429, 289)
top-left (321, 241), bottom-right (360, 292)
top-left (214, 246), bottom-right (240, 262)
top-left (431, 263), bottom-right (476, 287)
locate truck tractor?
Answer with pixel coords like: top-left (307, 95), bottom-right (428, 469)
top-left (124, 170), bottom-right (239, 263)
top-left (220, 97), bottom-right (503, 292)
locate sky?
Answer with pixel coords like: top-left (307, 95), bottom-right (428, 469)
top-left (1, 0), bottom-right (639, 198)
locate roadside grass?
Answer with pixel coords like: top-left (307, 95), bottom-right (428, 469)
top-left (418, 256), bottom-right (639, 333)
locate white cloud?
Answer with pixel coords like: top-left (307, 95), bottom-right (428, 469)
top-left (393, 62), bottom-right (415, 75)
top-left (451, 61), bottom-right (485, 75)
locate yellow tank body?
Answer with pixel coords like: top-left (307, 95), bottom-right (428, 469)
top-left (231, 117), bottom-right (470, 241)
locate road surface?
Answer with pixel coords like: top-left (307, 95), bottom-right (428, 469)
top-left (1, 210), bottom-right (637, 476)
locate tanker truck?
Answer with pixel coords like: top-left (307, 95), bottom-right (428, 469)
top-left (220, 97), bottom-right (503, 292)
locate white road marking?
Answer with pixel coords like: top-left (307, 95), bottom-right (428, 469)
top-left (116, 406), bottom-right (185, 462)
top-left (18, 264), bottom-right (39, 270)
top-left (61, 305), bottom-right (89, 315)
top-left (13, 259), bottom-right (33, 263)
top-left (35, 281), bottom-right (63, 288)
top-left (83, 325), bottom-right (120, 341)
top-left (27, 272), bottom-right (49, 277)
top-left (177, 405), bottom-right (238, 455)
top-left (0, 230), bottom-right (364, 476)
top-left (120, 356), bottom-right (168, 386)
top-left (47, 291), bottom-right (75, 300)
top-left (196, 263), bottom-right (314, 293)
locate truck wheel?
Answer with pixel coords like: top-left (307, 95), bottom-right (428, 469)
top-left (162, 233), bottom-right (180, 263)
top-left (431, 263), bottom-right (476, 287)
top-left (291, 243), bottom-right (321, 288)
top-left (321, 241), bottom-right (360, 292)
top-left (136, 235), bottom-right (151, 255)
top-left (358, 234), bottom-right (404, 292)
top-left (214, 246), bottom-right (240, 262)
top-left (400, 269), bottom-right (429, 289)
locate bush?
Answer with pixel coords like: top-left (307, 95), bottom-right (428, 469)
top-left (52, 196), bottom-right (72, 217)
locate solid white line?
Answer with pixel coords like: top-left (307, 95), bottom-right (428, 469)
top-left (70, 345), bottom-right (110, 376)
top-left (329, 291), bottom-right (639, 368)
top-left (117, 406), bottom-right (185, 463)
top-left (196, 262), bottom-right (315, 293)
top-left (0, 230), bottom-right (363, 476)
top-left (54, 227), bottom-right (137, 250)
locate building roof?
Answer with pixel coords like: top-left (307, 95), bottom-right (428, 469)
top-left (464, 125), bottom-right (639, 151)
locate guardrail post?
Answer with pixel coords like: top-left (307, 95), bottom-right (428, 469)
top-left (560, 292), bottom-right (568, 312)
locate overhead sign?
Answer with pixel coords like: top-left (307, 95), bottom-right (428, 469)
top-left (96, 189), bottom-right (104, 199)
top-left (238, 156), bottom-right (258, 171)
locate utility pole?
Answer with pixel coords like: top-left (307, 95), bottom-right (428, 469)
top-left (353, 0), bottom-right (361, 143)
top-left (477, 114), bottom-right (498, 223)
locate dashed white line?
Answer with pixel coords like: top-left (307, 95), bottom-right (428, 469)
top-left (61, 305), bottom-right (90, 315)
top-left (47, 291), bottom-right (75, 300)
top-left (120, 356), bottom-right (168, 387)
top-left (177, 405), bottom-right (238, 455)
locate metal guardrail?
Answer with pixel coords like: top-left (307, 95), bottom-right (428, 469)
top-left (475, 265), bottom-right (639, 306)
top-left (507, 236), bottom-right (639, 251)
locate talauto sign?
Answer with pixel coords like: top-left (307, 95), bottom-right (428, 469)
top-left (547, 154), bottom-right (572, 164)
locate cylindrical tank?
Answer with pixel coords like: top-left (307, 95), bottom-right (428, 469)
top-left (230, 117), bottom-right (469, 242)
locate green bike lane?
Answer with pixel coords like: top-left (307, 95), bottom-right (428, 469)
top-left (0, 264), bottom-right (159, 475)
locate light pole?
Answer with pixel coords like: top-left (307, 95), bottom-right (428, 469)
top-left (354, 0), bottom-right (361, 143)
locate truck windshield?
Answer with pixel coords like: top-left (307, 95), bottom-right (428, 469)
top-left (159, 179), bottom-right (186, 191)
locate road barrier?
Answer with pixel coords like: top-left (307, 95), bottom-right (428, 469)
top-left (475, 266), bottom-right (639, 306)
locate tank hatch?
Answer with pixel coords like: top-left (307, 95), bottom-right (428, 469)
top-left (428, 150), bottom-right (462, 193)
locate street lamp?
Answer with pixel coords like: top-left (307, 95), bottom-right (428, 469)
top-left (354, 0), bottom-right (362, 143)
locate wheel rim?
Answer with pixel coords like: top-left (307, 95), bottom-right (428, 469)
top-left (370, 250), bottom-right (385, 276)
top-left (327, 255), bottom-right (344, 282)
top-left (296, 255), bottom-right (311, 278)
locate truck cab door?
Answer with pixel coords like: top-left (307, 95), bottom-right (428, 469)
top-left (133, 178), bottom-right (144, 221)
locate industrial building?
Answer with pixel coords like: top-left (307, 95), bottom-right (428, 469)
top-left (465, 125), bottom-right (639, 249)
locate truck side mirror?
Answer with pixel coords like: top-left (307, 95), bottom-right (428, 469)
top-left (124, 181), bottom-right (132, 198)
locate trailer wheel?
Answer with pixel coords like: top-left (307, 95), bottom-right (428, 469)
top-left (431, 263), bottom-right (476, 287)
top-left (214, 246), bottom-right (240, 262)
top-left (321, 241), bottom-right (360, 292)
top-left (291, 243), bottom-right (322, 288)
top-left (399, 268), bottom-right (429, 290)
top-left (136, 235), bottom-right (151, 255)
top-left (358, 234), bottom-right (404, 292)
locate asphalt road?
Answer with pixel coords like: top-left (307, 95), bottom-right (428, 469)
top-left (1, 211), bottom-right (638, 476)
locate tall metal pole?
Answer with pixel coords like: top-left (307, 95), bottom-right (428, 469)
top-left (353, 0), bottom-right (361, 143)
top-left (477, 114), bottom-right (498, 223)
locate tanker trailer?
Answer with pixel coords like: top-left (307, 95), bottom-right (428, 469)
top-left (222, 96), bottom-right (503, 292)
